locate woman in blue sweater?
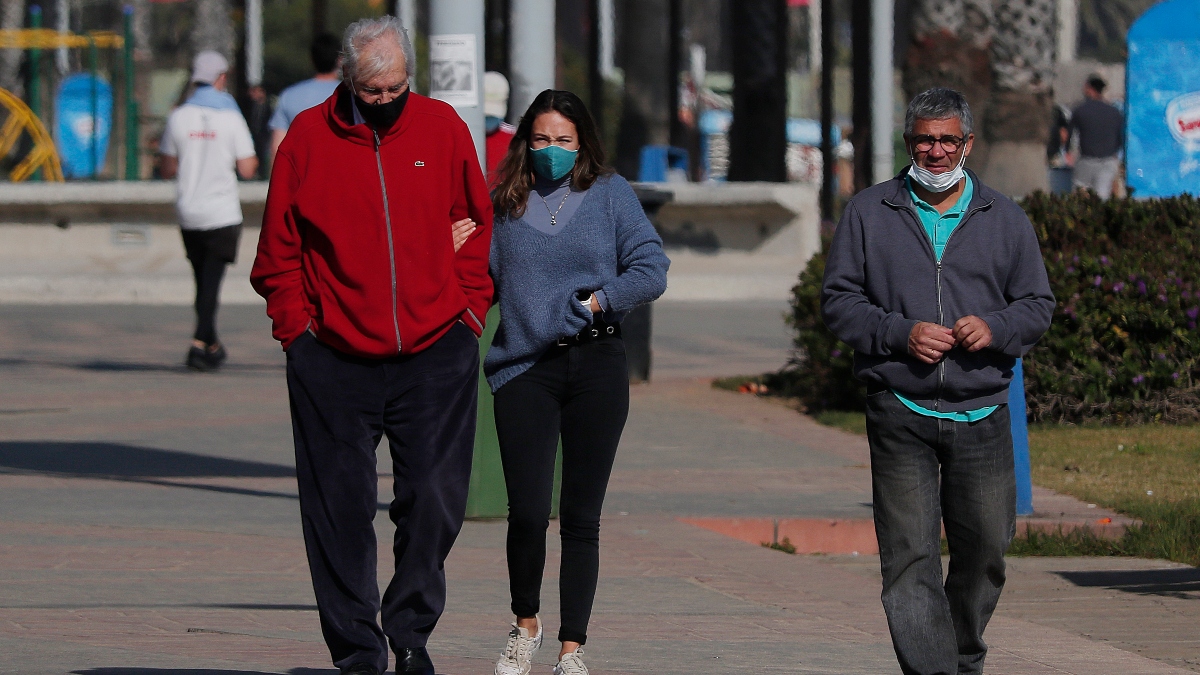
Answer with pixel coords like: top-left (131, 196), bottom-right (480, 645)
top-left (486, 90), bottom-right (669, 675)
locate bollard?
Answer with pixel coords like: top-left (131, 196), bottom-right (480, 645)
top-left (1010, 358), bottom-right (1034, 516)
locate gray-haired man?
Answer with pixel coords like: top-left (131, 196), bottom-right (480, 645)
top-left (821, 88), bottom-right (1054, 675)
top-left (252, 15), bottom-right (492, 675)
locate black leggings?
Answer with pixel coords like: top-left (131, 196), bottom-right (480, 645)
top-left (492, 337), bottom-right (630, 645)
top-left (181, 224), bottom-right (241, 345)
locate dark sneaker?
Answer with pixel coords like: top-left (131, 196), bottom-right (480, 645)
top-left (185, 345), bottom-right (211, 371)
top-left (341, 664), bottom-right (380, 675)
top-left (186, 343), bottom-right (227, 372)
top-left (204, 342), bottom-right (227, 368)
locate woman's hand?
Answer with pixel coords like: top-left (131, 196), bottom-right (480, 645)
top-left (587, 294), bottom-right (601, 313)
top-left (451, 218), bottom-right (476, 252)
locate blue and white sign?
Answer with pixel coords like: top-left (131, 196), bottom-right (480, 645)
top-left (55, 74), bottom-right (113, 179)
top-left (1126, 0), bottom-right (1200, 197)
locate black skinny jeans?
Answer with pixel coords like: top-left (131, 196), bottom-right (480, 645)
top-left (492, 337), bottom-right (630, 645)
top-left (181, 224), bottom-right (241, 346)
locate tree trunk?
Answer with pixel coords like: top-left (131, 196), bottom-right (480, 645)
top-left (728, 0), bottom-right (787, 182)
top-left (191, 0), bottom-right (235, 60)
top-left (614, 0), bottom-right (668, 180)
top-left (903, 0), bottom-right (993, 171)
top-left (904, 0), bottom-right (1057, 196)
top-left (0, 0), bottom-right (24, 97)
top-left (981, 0), bottom-right (1056, 196)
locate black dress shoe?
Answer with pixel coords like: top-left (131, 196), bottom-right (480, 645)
top-left (395, 647), bottom-right (436, 675)
top-left (340, 663), bottom-right (380, 675)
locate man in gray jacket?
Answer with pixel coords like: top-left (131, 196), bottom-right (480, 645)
top-left (821, 88), bottom-right (1054, 675)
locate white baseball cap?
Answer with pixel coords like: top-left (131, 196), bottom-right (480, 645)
top-left (484, 71), bottom-right (509, 119)
top-left (192, 50), bottom-right (229, 84)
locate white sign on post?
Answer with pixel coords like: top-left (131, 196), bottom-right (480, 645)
top-left (430, 34), bottom-right (478, 107)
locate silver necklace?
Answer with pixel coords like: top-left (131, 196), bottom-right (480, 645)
top-left (537, 183), bottom-right (572, 227)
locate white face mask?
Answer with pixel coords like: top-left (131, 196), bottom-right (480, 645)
top-left (909, 149), bottom-right (967, 193)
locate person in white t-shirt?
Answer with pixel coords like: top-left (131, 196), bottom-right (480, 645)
top-left (160, 50), bottom-right (258, 371)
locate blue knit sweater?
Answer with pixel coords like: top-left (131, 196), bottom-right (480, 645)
top-left (485, 174), bottom-right (670, 391)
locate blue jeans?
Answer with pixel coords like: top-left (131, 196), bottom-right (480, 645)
top-left (866, 389), bottom-right (1016, 675)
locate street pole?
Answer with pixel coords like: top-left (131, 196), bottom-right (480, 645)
top-left (870, 0), bottom-right (894, 184)
top-left (29, 5), bottom-right (42, 181)
top-left (508, 0), bottom-right (554, 125)
top-left (397, 0), bottom-right (417, 92)
top-left (820, 0), bottom-right (834, 219)
top-left (430, 0), bottom-right (486, 168)
top-left (245, 0), bottom-right (262, 87)
top-left (124, 4), bottom-right (138, 180)
top-left (89, 36), bottom-right (98, 178)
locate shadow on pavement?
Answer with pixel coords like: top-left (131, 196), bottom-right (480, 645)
top-left (1057, 567), bottom-right (1200, 598)
top-left (0, 357), bottom-right (283, 374)
top-left (0, 441), bottom-right (295, 478)
top-left (75, 670), bottom-right (336, 675)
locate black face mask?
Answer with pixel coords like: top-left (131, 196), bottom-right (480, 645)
top-left (354, 88), bottom-right (409, 130)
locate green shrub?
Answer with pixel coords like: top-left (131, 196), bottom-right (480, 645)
top-left (1022, 192), bottom-right (1200, 423)
top-left (776, 192), bottom-right (1200, 423)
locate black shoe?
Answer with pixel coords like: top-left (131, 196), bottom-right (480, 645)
top-left (185, 343), bottom-right (227, 372)
top-left (395, 647), bottom-right (435, 675)
top-left (341, 664), bottom-right (380, 675)
top-left (204, 342), bottom-right (227, 368)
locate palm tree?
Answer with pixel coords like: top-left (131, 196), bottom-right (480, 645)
top-left (904, 0), bottom-right (1058, 196)
top-left (979, 0), bottom-right (1057, 196)
top-left (902, 0), bottom-right (994, 169)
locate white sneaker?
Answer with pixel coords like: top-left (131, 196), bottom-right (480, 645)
top-left (495, 618), bottom-right (543, 675)
top-left (552, 648), bottom-right (588, 675)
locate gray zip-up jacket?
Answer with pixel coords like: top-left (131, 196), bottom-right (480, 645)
top-left (820, 169), bottom-right (1054, 412)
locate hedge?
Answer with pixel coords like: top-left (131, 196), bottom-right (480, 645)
top-left (772, 192), bottom-right (1200, 424)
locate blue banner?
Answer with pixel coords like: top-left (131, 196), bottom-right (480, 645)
top-left (1126, 0), bottom-right (1200, 197)
top-left (55, 74), bottom-right (113, 179)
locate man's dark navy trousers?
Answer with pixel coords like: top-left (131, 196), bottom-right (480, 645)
top-left (285, 323), bottom-right (479, 673)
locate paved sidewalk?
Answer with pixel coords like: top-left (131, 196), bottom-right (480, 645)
top-left (0, 304), bottom-right (1196, 674)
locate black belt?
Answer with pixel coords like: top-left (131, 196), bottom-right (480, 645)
top-left (556, 321), bottom-right (622, 347)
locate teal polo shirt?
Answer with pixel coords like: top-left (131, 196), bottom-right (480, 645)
top-left (893, 175), bottom-right (998, 423)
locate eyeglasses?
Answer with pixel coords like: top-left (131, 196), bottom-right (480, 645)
top-left (910, 135), bottom-right (965, 153)
top-left (355, 81), bottom-right (409, 101)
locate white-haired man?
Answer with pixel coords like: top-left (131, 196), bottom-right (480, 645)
top-left (252, 17), bottom-right (492, 675)
top-left (822, 87), bottom-right (1054, 675)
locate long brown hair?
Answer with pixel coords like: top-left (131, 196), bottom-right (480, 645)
top-left (492, 89), bottom-right (611, 218)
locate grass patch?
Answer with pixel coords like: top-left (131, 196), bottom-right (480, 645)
top-left (761, 537), bottom-right (797, 554)
top-left (813, 410), bottom-right (867, 435)
top-left (803, 413), bottom-right (1200, 564)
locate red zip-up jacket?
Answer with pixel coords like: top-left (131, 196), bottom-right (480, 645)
top-left (252, 85), bottom-right (493, 357)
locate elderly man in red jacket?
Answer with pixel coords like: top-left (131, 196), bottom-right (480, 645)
top-left (251, 16), bottom-right (492, 675)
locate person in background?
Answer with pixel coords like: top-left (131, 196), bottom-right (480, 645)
top-left (251, 16), bottom-right (492, 675)
top-left (486, 89), bottom-right (669, 675)
top-left (821, 87), bottom-right (1054, 675)
top-left (1070, 74), bottom-right (1124, 199)
top-left (159, 50), bottom-right (258, 371)
top-left (268, 32), bottom-right (342, 170)
top-left (484, 71), bottom-right (516, 183)
top-left (243, 84), bottom-right (273, 179)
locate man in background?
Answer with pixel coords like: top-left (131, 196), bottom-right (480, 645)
top-left (268, 32), bottom-right (341, 169)
top-left (1070, 74), bottom-right (1124, 199)
top-left (484, 70), bottom-right (516, 182)
top-left (243, 84), bottom-right (273, 179)
top-left (159, 51), bottom-right (258, 371)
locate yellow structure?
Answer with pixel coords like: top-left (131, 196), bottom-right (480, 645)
top-left (0, 29), bottom-right (123, 49)
top-left (0, 87), bottom-right (63, 182)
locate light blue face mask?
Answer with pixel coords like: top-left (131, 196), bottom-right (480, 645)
top-left (530, 145), bottom-right (578, 181)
